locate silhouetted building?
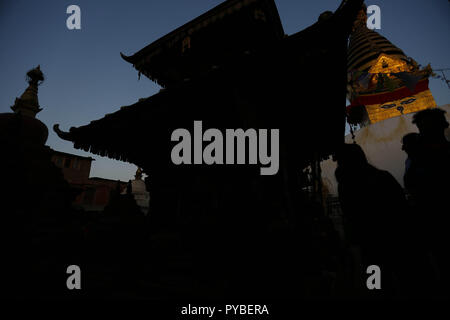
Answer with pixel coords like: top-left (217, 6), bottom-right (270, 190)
top-left (50, 149), bottom-right (127, 211)
top-left (53, 0), bottom-right (364, 298)
top-left (51, 150), bottom-right (94, 183)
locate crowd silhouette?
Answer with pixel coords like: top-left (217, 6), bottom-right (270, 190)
top-left (335, 108), bottom-right (450, 298)
top-left (2, 107), bottom-right (448, 300)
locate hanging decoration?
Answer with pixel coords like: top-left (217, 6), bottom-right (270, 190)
top-left (430, 68), bottom-right (450, 89)
top-left (392, 72), bottom-right (422, 92)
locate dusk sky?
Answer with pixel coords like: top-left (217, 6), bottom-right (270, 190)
top-left (1, 0), bottom-right (449, 181)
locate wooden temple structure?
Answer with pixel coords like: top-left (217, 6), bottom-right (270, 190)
top-left (54, 0), bottom-right (363, 298)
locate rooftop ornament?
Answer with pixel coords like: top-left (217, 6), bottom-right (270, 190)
top-left (11, 65), bottom-right (45, 118)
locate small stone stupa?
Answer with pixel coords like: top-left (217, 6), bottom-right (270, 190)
top-left (0, 66), bottom-right (81, 298)
top-left (0, 65), bottom-right (49, 146)
top-left (122, 167), bottom-right (150, 215)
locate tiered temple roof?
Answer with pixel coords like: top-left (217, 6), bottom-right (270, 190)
top-left (52, 2), bottom-right (364, 296)
top-left (55, 0), bottom-right (363, 171)
top-left (120, 0), bottom-right (284, 87)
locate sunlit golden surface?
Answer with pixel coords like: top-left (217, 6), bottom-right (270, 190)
top-left (366, 89), bottom-right (436, 124)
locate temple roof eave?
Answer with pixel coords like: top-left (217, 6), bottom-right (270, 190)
top-left (53, 124), bottom-right (73, 141)
top-left (52, 91), bottom-right (166, 164)
top-left (120, 52), bottom-right (134, 64)
top-left (120, 0), bottom-right (284, 65)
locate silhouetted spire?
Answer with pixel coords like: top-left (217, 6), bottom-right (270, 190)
top-left (11, 65), bottom-right (45, 118)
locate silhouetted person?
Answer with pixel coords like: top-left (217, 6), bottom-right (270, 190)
top-left (407, 108), bottom-right (450, 295)
top-left (335, 143), bottom-right (409, 296)
top-left (401, 131), bottom-right (437, 296)
top-left (401, 132), bottom-right (420, 184)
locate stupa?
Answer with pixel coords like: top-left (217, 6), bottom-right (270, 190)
top-left (321, 4), bottom-right (448, 197)
top-left (122, 168), bottom-right (150, 215)
top-left (346, 5), bottom-right (436, 126)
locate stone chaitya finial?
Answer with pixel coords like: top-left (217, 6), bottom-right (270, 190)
top-left (135, 167), bottom-right (143, 180)
top-left (11, 65), bottom-right (45, 118)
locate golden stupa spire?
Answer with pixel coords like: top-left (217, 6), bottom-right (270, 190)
top-left (135, 167), bottom-right (143, 180)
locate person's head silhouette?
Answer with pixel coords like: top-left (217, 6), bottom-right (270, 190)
top-left (412, 108), bottom-right (449, 140)
top-left (335, 143), bottom-right (368, 180)
top-left (401, 132), bottom-right (420, 157)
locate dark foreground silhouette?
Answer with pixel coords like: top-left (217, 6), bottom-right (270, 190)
top-left (403, 108), bottom-right (450, 296)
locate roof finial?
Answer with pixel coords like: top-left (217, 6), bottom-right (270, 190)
top-left (11, 66), bottom-right (45, 118)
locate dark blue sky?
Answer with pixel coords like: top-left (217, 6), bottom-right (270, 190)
top-left (1, 0), bottom-right (449, 181)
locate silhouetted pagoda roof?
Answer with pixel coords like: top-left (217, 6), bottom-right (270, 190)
top-left (120, 0), bottom-right (285, 88)
top-left (55, 0), bottom-right (364, 170)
